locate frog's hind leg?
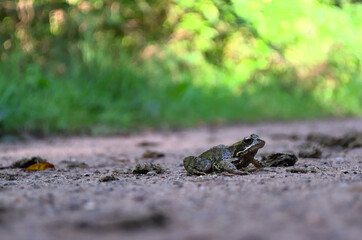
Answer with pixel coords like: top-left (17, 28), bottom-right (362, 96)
top-left (183, 156), bottom-right (212, 175)
top-left (189, 169), bottom-right (207, 175)
top-left (215, 161), bottom-right (248, 175)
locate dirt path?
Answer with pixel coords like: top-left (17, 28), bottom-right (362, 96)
top-left (0, 118), bottom-right (361, 240)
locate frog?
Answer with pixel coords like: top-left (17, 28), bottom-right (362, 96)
top-left (183, 134), bottom-right (265, 175)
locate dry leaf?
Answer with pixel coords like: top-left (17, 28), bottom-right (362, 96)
top-left (137, 141), bottom-right (160, 147)
top-left (142, 150), bottom-right (165, 159)
top-left (25, 162), bottom-right (55, 171)
top-left (110, 156), bottom-right (130, 163)
top-left (11, 156), bottom-right (47, 168)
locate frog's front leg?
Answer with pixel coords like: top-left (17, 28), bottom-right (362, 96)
top-left (183, 156), bottom-right (212, 175)
top-left (214, 160), bottom-right (249, 175)
top-left (251, 159), bottom-right (263, 168)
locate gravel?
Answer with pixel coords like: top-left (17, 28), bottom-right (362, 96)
top-left (0, 118), bottom-right (361, 240)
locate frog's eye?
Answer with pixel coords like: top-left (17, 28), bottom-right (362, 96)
top-left (244, 138), bottom-right (252, 145)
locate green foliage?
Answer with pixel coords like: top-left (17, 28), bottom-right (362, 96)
top-left (0, 0), bottom-right (361, 135)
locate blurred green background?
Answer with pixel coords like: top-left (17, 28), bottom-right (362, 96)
top-left (0, 0), bottom-right (361, 135)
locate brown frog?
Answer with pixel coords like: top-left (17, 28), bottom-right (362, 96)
top-left (183, 134), bottom-right (265, 175)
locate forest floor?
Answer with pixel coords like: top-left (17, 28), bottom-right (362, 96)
top-left (0, 118), bottom-right (361, 240)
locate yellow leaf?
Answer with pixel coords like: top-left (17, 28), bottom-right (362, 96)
top-left (25, 162), bottom-right (55, 171)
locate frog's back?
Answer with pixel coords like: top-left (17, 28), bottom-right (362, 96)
top-left (199, 145), bottom-right (232, 163)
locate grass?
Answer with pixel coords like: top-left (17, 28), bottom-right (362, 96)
top-left (1, 50), bottom-right (360, 137)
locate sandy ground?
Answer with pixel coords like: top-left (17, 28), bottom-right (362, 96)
top-left (0, 118), bottom-right (361, 240)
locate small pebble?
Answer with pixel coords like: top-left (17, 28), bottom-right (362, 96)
top-left (147, 171), bottom-right (157, 176)
top-left (99, 175), bottom-right (119, 182)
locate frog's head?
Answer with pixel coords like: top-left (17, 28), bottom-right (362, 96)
top-left (232, 134), bottom-right (265, 157)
